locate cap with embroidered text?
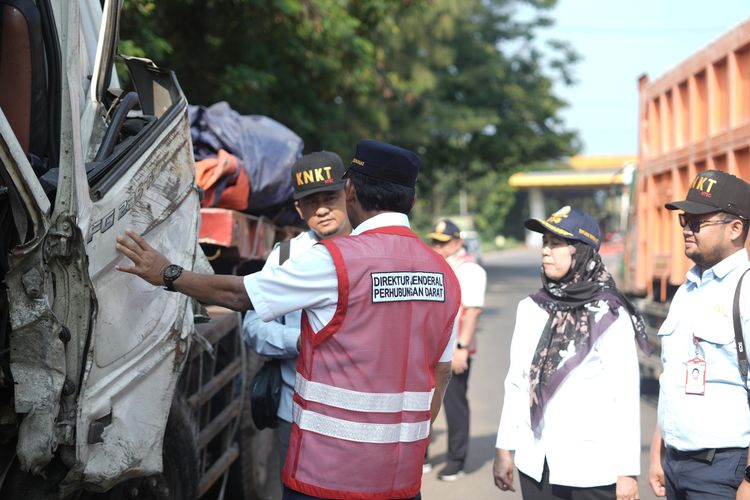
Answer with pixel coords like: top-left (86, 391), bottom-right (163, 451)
top-left (665, 169), bottom-right (750, 219)
top-left (524, 206), bottom-right (602, 251)
top-left (291, 151), bottom-right (346, 200)
top-left (427, 219), bottom-right (461, 242)
top-left (345, 139), bottom-right (421, 188)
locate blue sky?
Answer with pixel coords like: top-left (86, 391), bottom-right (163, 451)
top-left (539, 0), bottom-right (750, 155)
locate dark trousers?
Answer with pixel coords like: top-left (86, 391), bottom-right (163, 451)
top-left (663, 446), bottom-right (747, 500)
top-left (443, 358), bottom-right (471, 468)
top-left (276, 418), bottom-right (293, 477)
top-left (282, 486), bottom-right (421, 499)
top-left (519, 461), bottom-right (615, 500)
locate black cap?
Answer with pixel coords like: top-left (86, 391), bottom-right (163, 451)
top-left (345, 139), bottom-right (421, 188)
top-left (524, 206), bottom-right (602, 251)
top-left (291, 151), bottom-right (346, 200)
top-left (665, 170), bottom-right (750, 218)
top-left (427, 219), bottom-right (461, 242)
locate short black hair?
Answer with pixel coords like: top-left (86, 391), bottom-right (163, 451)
top-left (349, 170), bottom-right (415, 215)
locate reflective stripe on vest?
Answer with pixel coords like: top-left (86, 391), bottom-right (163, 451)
top-left (295, 374), bottom-right (434, 413)
top-left (292, 402), bottom-right (431, 444)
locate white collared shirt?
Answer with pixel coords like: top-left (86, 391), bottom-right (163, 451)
top-left (244, 212), bottom-right (456, 361)
top-left (496, 297), bottom-right (641, 487)
top-left (446, 249), bottom-right (487, 309)
top-left (657, 249), bottom-right (750, 451)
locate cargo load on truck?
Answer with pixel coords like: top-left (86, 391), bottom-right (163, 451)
top-left (189, 102), bottom-right (304, 225)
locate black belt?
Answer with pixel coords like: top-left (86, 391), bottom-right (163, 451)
top-left (668, 446), bottom-right (747, 463)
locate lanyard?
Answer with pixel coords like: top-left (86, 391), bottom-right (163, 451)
top-left (692, 335), bottom-right (705, 360)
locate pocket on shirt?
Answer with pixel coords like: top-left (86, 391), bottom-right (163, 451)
top-left (693, 311), bottom-right (734, 346)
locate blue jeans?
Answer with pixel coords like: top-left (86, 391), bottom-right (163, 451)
top-left (282, 486), bottom-right (421, 500)
top-left (663, 446), bottom-right (747, 500)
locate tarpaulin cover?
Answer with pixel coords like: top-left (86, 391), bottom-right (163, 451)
top-left (189, 102), bottom-right (303, 213)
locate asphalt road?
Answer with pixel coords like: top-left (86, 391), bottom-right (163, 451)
top-left (420, 247), bottom-right (661, 500)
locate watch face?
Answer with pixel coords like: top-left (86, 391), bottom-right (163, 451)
top-left (164, 265), bottom-right (182, 280)
top-left (745, 464), bottom-right (750, 482)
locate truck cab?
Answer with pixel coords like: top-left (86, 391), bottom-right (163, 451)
top-left (0, 0), bottom-right (208, 496)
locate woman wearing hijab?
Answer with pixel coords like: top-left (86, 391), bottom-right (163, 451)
top-left (493, 206), bottom-right (650, 500)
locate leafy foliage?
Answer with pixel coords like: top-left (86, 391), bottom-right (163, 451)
top-left (120, 0), bottom-right (580, 238)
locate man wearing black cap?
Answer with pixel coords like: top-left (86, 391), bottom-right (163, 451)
top-left (243, 151), bottom-right (350, 480)
top-left (426, 219), bottom-right (487, 481)
top-left (648, 170), bottom-right (750, 500)
top-left (115, 139), bottom-right (461, 500)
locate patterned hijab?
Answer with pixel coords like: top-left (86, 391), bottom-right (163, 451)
top-left (528, 240), bottom-right (650, 431)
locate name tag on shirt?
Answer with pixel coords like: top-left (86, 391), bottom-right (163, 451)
top-left (371, 272), bottom-right (445, 303)
top-left (685, 357), bottom-right (707, 395)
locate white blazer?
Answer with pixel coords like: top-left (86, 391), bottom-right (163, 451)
top-left (496, 297), bottom-right (641, 487)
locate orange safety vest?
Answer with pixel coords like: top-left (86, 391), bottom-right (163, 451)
top-left (283, 226), bottom-right (461, 499)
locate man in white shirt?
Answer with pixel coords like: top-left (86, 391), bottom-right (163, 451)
top-left (427, 219), bottom-right (487, 481)
top-left (650, 170), bottom-right (750, 500)
top-left (243, 151), bottom-right (351, 477)
top-left (115, 139), bottom-right (461, 500)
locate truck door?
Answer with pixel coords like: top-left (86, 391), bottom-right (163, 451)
top-left (53, 0), bottom-right (202, 492)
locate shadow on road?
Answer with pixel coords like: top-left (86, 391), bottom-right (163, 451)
top-left (427, 432), bottom-right (499, 475)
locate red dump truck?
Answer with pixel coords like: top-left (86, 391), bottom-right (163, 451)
top-left (623, 18), bottom-right (750, 374)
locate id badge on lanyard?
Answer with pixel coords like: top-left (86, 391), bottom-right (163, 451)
top-left (685, 335), bottom-right (707, 395)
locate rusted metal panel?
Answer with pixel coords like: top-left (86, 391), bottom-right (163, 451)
top-left (199, 208), bottom-right (278, 261)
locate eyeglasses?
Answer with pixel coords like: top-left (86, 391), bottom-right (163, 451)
top-left (678, 214), bottom-right (738, 233)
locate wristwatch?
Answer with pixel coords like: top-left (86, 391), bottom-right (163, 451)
top-left (162, 264), bottom-right (183, 291)
top-left (744, 464), bottom-right (750, 483)
top-left (456, 342), bottom-right (468, 350)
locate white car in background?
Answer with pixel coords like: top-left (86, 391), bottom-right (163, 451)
top-left (460, 230), bottom-right (482, 265)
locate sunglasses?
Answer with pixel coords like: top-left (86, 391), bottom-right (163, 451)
top-left (678, 214), bottom-right (738, 233)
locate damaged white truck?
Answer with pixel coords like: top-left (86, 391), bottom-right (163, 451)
top-left (0, 1), bottom-right (277, 498)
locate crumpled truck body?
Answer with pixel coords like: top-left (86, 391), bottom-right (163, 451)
top-left (1, 0), bottom-right (203, 494)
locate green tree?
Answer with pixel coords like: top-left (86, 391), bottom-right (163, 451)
top-left (119, 0), bottom-right (579, 236)
top-left (120, 0), bottom-right (415, 157)
top-left (375, 0), bottom-right (580, 237)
